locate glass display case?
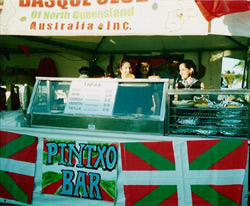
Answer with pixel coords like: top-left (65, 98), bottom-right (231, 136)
top-left (166, 89), bottom-right (250, 139)
top-left (27, 77), bottom-right (169, 134)
top-left (26, 78), bottom-right (250, 138)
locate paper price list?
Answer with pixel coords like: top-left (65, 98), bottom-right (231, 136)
top-left (64, 81), bottom-right (118, 116)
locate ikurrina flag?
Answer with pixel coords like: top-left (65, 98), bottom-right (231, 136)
top-left (0, 131), bottom-right (38, 204)
top-left (120, 139), bottom-right (248, 206)
top-left (42, 139), bottom-right (118, 202)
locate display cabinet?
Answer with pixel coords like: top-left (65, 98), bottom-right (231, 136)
top-left (27, 78), bottom-right (250, 138)
top-left (166, 89), bottom-right (250, 139)
top-left (27, 77), bottom-right (169, 134)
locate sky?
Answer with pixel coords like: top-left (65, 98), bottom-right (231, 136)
top-left (221, 57), bottom-right (244, 75)
top-left (221, 57), bottom-right (245, 88)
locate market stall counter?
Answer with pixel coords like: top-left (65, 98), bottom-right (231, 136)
top-left (26, 77), bottom-right (250, 139)
top-left (0, 77), bottom-right (249, 206)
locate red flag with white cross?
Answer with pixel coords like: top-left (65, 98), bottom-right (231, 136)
top-left (120, 139), bottom-right (248, 206)
top-left (0, 131), bottom-right (38, 204)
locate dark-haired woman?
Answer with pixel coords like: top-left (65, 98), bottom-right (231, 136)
top-left (175, 59), bottom-right (205, 89)
top-left (118, 59), bottom-right (135, 79)
top-left (175, 59), bottom-right (205, 101)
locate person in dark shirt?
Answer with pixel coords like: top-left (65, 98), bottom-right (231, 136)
top-left (134, 59), bottom-right (161, 115)
top-left (134, 59), bottom-right (160, 79)
top-left (78, 66), bottom-right (90, 78)
top-left (175, 59), bottom-right (205, 89)
top-left (175, 59), bottom-right (205, 100)
top-left (89, 66), bottom-right (105, 78)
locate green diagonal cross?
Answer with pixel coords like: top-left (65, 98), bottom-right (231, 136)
top-left (125, 143), bottom-right (175, 170)
top-left (100, 180), bottom-right (116, 199)
top-left (134, 185), bottom-right (177, 206)
top-left (189, 140), bottom-right (243, 170)
top-left (192, 185), bottom-right (238, 206)
top-left (0, 170), bottom-right (29, 203)
top-left (0, 135), bottom-right (36, 158)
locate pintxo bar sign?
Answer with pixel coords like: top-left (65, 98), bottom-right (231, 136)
top-left (0, 0), bottom-right (208, 35)
top-left (42, 139), bottom-right (118, 202)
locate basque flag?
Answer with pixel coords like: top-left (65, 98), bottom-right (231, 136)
top-left (120, 139), bottom-right (248, 206)
top-left (0, 131), bottom-right (38, 204)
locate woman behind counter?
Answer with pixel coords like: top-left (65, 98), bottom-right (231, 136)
top-left (175, 59), bottom-right (205, 89)
top-left (175, 59), bottom-right (205, 101)
top-left (118, 59), bottom-right (135, 79)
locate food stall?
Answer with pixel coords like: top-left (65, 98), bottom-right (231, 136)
top-left (0, 0), bottom-right (250, 206)
top-left (0, 76), bottom-right (249, 206)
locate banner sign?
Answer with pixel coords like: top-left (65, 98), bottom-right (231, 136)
top-left (0, 131), bottom-right (38, 204)
top-left (42, 139), bottom-right (118, 202)
top-left (0, 0), bottom-right (208, 36)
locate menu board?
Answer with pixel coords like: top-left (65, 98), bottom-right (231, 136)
top-left (64, 80), bottom-right (118, 116)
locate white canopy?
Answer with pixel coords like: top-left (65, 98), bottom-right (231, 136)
top-left (0, 0), bottom-right (249, 60)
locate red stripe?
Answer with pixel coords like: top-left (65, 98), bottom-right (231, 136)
top-left (210, 185), bottom-right (243, 205)
top-left (192, 192), bottom-right (213, 206)
top-left (187, 140), bottom-right (220, 163)
top-left (99, 185), bottom-right (115, 202)
top-left (121, 143), bottom-right (157, 170)
top-left (159, 192), bottom-right (178, 206)
top-left (0, 131), bottom-right (22, 146)
top-left (0, 184), bottom-right (15, 201)
top-left (209, 141), bottom-right (248, 170)
top-left (7, 172), bottom-right (34, 204)
top-left (43, 139), bottom-right (49, 152)
top-left (9, 139), bottom-right (38, 163)
top-left (42, 179), bottom-right (62, 194)
top-left (124, 185), bottom-right (158, 205)
top-left (42, 176), bottom-right (114, 201)
top-left (141, 141), bottom-right (175, 163)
